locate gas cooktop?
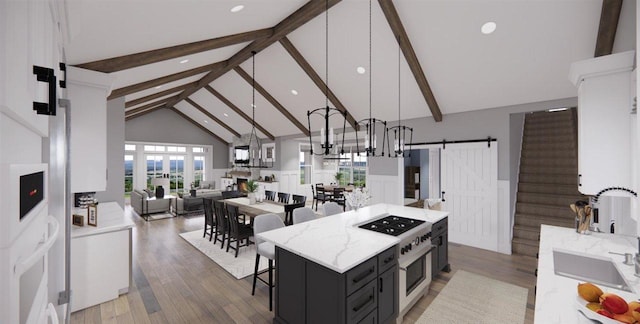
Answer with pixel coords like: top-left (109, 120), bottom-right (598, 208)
top-left (358, 215), bottom-right (426, 236)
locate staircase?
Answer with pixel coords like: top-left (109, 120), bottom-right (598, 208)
top-left (512, 108), bottom-right (588, 257)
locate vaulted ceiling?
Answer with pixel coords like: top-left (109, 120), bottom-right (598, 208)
top-left (65, 0), bottom-right (635, 144)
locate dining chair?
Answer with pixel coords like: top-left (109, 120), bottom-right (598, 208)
top-left (314, 184), bottom-right (330, 211)
top-left (252, 213), bottom-right (285, 311)
top-left (323, 202), bottom-right (343, 216)
top-left (264, 190), bottom-right (276, 201)
top-left (332, 187), bottom-right (346, 211)
top-left (293, 207), bottom-right (316, 224)
top-left (213, 200), bottom-right (229, 249)
top-left (202, 197), bottom-right (216, 241)
top-left (277, 192), bottom-right (290, 204)
top-left (292, 194), bottom-right (306, 204)
top-left (311, 185), bottom-right (317, 207)
top-left (226, 204), bottom-right (254, 257)
top-left (283, 201), bottom-right (306, 226)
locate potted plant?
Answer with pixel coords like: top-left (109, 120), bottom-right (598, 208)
top-left (334, 172), bottom-right (343, 185)
top-left (247, 179), bottom-right (259, 204)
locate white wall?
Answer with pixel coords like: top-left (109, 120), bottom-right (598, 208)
top-left (95, 98), bottom-right (125, 207)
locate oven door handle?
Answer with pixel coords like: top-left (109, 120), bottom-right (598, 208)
top-left (399, 247), bottom-right (435, 271)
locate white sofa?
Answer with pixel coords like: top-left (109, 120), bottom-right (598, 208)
top-left (131, 189), bottom-right (172, 216)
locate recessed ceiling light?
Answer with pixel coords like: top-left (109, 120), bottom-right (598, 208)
top-left (251, 104), bottom-right (256, 108)
top-left (230, 5), bottom-right (244, 13)
top-left (291, 89), bottom-right (298, 95)
top-left (548, 107), bottom-right (568, 112)
top-left (203, 120), bottom-right (209, 123)
top-left (356, 66), bottom-right (366, 74)
top-left (481, 22), bottom-right (497, 35)
top-left (179, 59), bottom-right (189, 64)
top-left (154, 85), bottom-right (162, 89)
top-left (223, 113), bottom-right (229, 117)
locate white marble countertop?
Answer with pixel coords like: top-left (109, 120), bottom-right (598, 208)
top-left (256, 203), bottom-right (449, 273)
top-left (535, 225), bottom-right (640, 323)
top-left (71, 202), bottom-right (134, 239)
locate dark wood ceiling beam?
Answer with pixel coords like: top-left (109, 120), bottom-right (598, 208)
top-left (163, 0), bottom-right (342, 117)
top-left (204, 85), bottom-right (275, 140)
top-left (76, 28), bottom-right (273, 73)
top-left (125, 82), bottom-right (197, 108)
top-left (125, 105), bottom-right (166, 121)
top-left (279, 37), bottom-right (359, 131)
top-left (184, 98), bottom-right (241, 138)
top-left (170, 108), bottom-right (229, 144)
top-left (234, 66), bottom-right (310, 136)
top-left (594, 0), bottom-right (623, 57)
top-left (378, 0), bottom-right (442, 122)
top-left (125, 96), bottom-right (176, 117)
top-left (109, 61), bottom-right (225, 99)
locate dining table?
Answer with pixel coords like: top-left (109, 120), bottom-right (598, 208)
top-left (223, 197), bottom-right (285, 220)
top-left (321, 185), bottom-right (355, 192)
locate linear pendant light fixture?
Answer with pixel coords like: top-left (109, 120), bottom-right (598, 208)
top-left (307, 0), bottom-right (348, 158)
top-left (246, 51), bottom-right (271, 168)
top-left (388, 36), bottom-right (412, 158)
top-left (356, 0), bottom-right (387, 157)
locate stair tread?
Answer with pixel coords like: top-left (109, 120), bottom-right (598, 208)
top-left (512, 237), bottom-right (540, 247)
top-left (515, 201), bottom-right (577, 210)
top-left (513, 224), bottom-right (541, 232)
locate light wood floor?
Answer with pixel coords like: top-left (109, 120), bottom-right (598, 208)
top-left (71, 206), bottom-right (536, 323)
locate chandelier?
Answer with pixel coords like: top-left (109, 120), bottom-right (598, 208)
top-left (356, 0), bottom-right (387, 157)
top-left (307, 0), bottom-right (348, 157)
top-left (387, 36), bottom-right (413, 158)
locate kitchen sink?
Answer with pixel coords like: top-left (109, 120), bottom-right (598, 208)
top-left (553, 249), bottom-right (633, 292)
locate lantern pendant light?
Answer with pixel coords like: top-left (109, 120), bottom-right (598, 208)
top-left (387, 36), bottom-right (412, 158)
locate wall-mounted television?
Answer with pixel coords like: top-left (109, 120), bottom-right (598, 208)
top-left (234, 145), bottom-right (250, 164)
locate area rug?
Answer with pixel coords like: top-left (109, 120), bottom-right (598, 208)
top-left (146, 213), bottom-right (174, 221)
top-left (416, 270), bottom-right (527, 324)
top-left (179, 230), bottom-right (268, 280)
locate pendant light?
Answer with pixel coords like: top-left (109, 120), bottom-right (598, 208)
top-left (356, 0), bottom-right (387, 157)
top-left (246, 51), bottom-right (271, 168)
top-left (307, 0), bottom-right (348, 157)
top-left (387, 36), bottom-right (413, 158)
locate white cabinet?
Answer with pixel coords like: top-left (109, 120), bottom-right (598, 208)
top-left (67, 67), bottom-right (114, 193)
top-left (257, 181), bottom-right (279, 196)
top-left (569, 51), bottom-right (636, 195)
top-left (220, 177), bottom-right (234, 190)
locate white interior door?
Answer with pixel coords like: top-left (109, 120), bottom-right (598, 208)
top-left (441, 142), bottom-right (498, 251)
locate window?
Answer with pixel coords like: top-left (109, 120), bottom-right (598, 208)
top-left (125, 144), bottom-right (136, 151)
top-left (337, 151), bottom-right (352, 186)
top-left (146, 155), bottom-right (163, 189)
top-left (193, 156), bottom-right (205, 185)
top-left (167, 146), bottom-right (186, 153)
top-left (193, 147), bottom-right (204, 153)
top-left (353, 152), bottom-right (367, 187)
top-left (169, 156), bottom-right (184, 192)
top-left (299, 145), bottom-right (312, 184)
top-left (124, 155), bottom-right (134, 193)
top-left (144, 145), bottom-right (165, 152)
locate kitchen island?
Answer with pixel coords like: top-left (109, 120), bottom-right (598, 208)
top-left (535, 225), bottom-right (640, 323)
top-left (257, 203), bottom-right (448, 324)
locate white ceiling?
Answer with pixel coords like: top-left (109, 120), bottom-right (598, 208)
top-left (65, 0), bottom-right (637, 143)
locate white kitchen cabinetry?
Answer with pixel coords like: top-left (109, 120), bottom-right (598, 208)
top-left (257, 181), bottom-right (279, 195)
top-left (67, 67), bottom-right (114, 193)
top-left (569, 51), bottom-right (636, 195)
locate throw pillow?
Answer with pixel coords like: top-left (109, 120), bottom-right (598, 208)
top-left (201, 183), bottom-right (210, 189)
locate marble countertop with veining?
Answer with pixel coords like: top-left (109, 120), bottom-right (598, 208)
top-left (71, 202), bottom-right (134, 239)
top-left (256, 203), bottom-right (448, 273)
top-left (535, 225), bottom-right (640, 323)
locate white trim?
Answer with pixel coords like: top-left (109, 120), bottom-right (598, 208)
top-left (498, 180), bottom-right (511, 254)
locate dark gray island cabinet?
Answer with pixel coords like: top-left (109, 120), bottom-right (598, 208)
top-left (431, 217), bottom-right (450, 279)
top-left (275, 245), bottom-right (398, 324)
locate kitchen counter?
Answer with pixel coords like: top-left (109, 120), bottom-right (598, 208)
top-left (256, 203), bottom-right (448, 273)
top-left (535, 225), bottom-right (640, 323)
top-left (71, 201), bottom-right (134, 238)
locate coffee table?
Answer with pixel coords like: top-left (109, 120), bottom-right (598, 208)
top-left (182, 196), bottom-right (204, 214)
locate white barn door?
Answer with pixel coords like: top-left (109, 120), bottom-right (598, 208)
top-left (441, 142), bottom-right (498, 251)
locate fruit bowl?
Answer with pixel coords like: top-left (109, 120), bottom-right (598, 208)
top-left (576, 296), bottom-right (620, 324)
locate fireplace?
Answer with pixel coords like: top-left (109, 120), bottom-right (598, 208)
top-left (237, 178), bottom-right (248, 193)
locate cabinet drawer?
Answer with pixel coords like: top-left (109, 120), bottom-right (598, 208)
top-left (378, 246), bottom-right (397, 273)
top-left (432, 218), bottom-right (447, 236)
top-left (357, 310), bottom-right (376, 324)
top-left (346, 279), bottom-right (377, 324)
top-left (346, 257), bottom-right (377, 296)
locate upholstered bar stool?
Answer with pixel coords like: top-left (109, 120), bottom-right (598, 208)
top-left (252, 213), bottom-right (285, 311)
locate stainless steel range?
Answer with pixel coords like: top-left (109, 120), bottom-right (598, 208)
top-left (359, 215), bottom-right (433, 323)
